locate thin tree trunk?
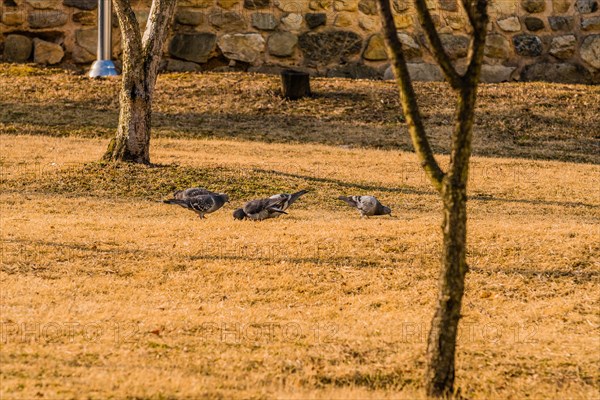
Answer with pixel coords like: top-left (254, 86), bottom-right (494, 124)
top-left (377, 0), bottom-right (487, 396)
top-left (425, 177), bottom-right (469, 397)
top-left (425, 85), bottom-right (477, 397)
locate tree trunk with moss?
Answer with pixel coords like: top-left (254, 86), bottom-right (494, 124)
top-left (103, 0), bottom-right (177, 164)
top-left (377, 0), bottom-right (488, 396)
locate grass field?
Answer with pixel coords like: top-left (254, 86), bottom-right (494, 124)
top-left (0, 65), bottom-right (599, 399)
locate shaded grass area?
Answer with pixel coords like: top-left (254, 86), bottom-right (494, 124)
top-left (0, 162), bottom-right (389, 206)
top-left (1, 64), bottom-right (599, 164)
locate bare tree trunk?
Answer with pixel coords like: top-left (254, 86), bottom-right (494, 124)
top-left (103, 0), bottom-right (177, 164)
top-left (377, 0), bottom-right (488, 396)
top-left (106, 71), bottom-right (152, 163)
top-left (425, 85), bottom-right (477, 397)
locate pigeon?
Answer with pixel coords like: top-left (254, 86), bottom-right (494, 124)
top-left (173, 187), bottom-right (220, 200)
top-left (338, 196), bottom-right (392, 218)
top-left (164, 193), bottom-right (229, 219)
top-left (233, 190), bottom-right (309, 221)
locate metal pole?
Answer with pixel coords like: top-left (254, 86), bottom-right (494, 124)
top-left (89, 0), bottom-right (118, 77)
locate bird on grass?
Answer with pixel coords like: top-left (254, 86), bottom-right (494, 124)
top-left (338, 195), bottom-right (392, 218)
top-left (164, 193), bottom-right (229, 219)
top-left (233, 190), bottom-right (309, 221)
top-left (173, 187), bottom-right (220, 200)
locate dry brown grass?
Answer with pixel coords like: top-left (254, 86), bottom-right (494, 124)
top-left (1, 64), bottom-right (599, 163)
top-left (0, 65), bottom-right (599, 399)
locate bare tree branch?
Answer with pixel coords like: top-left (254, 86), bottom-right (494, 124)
top-left (413, 0), bottom-right (462, 89)
top-left (464, 0), bottom-right (489, 80)
top-left (111, 0), bottom-right (143, 78)
top-left (142, 0), bottom-right (177, 90)
top-left (378, 0), bottom-right (445, 192)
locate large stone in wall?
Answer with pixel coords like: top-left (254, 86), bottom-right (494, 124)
top-left (275, 0), bottom-right (310, 12)
top-left (63, 0), bottom-right (96, 10)
top-left (445, 14), bottom-right (465, 30)
top-left (582, 16), bottom-right (600, 31)
top-left (165, 59), bottom-right (202, 72)
top-left (305, 13), bottom-right (326, 29)
top-left (27, 0), bottom-right (61, 9)
top-left (549, 35), bottom-right (576, 59)
top-left (169, 32), bottom-right (217, 63)
top-left (552, 0), bottom-right (570, 12)
top-left (439, 0), bottom-right (457, 10)
top-left (334, 0), bottom-right (358, 11)
top-left (72, 45), bottom-right (95, 63)
top-left (218, 33), bottom-right (265, 62)
top-left (209, 11), bottom-right (246, 31)
top-left (298, 31), bottom-right (362, 64)
top-left (244, 0), bottom-right (270, 8)
top-left (3, 34), bottom-right (33, 62)
top-left (2, 11), bottom-right (25, 26)
top-left (75, 28), bottom-right (96, 54)
top-left (439, 34), bottom-right (469, 59)
top-left (33, 38), bottom-right (64, 64)
top-left (524, 17), bottom-right (544, 31)
top-left (309, 0), bottom-right (332, 9)
top-left (575, 0), bottom-right (598, 13)
top-left (178, 0), bottom-right (214, 7)
top-left (521, 0), bottom-right (545, 13)
top-left (480, 65), bottom-right (516, 82)
top-left (358, 0), bottom-right (377, 14)
top-left (176, 9), bottom-right (205, 25)
top-left (363, 34), bottom-right (387, 61)
top-left (384, 63), bottom-right (444, 81)
top-left (268, 32), bottom-right (298, 57)
top-left (73, 27), bottom-right (120, 58)
top-left (548, 16), bottom-right (574, 31)
top-left (394, 14), bottom-right (413, 29)
top-left (398, 33), bottom-right (421, 59)
top-left (497, 16), bottom-right (521, 32)
top-left (521, 62), bottom-right (591, 83)
top-left (334, 13), bottom-right (355, 27)
top-left (281, 13), bottom-right (303, 31)
top-left (28, 10), bottom-right (67, 28)
top-left (485, 33), bottom-right (511, 59)
top-left (513, 34), bottom-right (543, 56)
top-left (580, 35), bottom-right (600, 69)
top-left (491, 0), bottom-right (518, 14)
top-left (359, 15), bottom-right (378, 31)
top-left (327, 63), bottom-right (381, 79)
top-left (217, 0), bottom-right (240, 8)
top-left (252, 12), bottom-right (278, 30)
top-left (72, 11), bottom-right (96, 25)
top-left (393, 0), bottom-right (409, 11)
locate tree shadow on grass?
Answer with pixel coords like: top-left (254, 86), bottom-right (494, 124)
top-left (470, 266), bottom-right (599, 282)
top-left (260, 169), bottom-right (600, 210)
top-left (1, 99), bottom-right (599, 164)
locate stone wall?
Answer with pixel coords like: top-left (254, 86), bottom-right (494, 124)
top-left (1, 0), bottom-right (599, 82)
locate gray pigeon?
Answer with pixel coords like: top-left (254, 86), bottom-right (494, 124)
top-left (338, 196), bottom-right (392, 218)
top-left (173, 187), bottom-right (220, 200)
top-left (164, 193), bottom-right (229, 219)
top-left (234, 190), bottom-right (309, 221)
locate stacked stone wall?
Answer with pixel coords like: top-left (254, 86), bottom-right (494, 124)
top-left (1, 0), bottom-right (599, 82)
